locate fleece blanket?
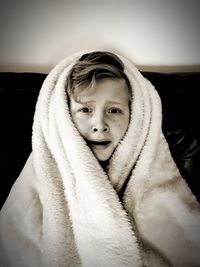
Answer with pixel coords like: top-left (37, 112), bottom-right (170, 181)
top-left (0, 51), bottom-right (200, 267)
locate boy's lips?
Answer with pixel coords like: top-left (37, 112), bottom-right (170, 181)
top-left (86, 140), bottom-right (111, 149)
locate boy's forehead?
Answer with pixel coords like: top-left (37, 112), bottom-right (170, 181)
top-left (75, 92), bottom-right (129, 106)
top-left (76, 79), bottom-right (129, 98)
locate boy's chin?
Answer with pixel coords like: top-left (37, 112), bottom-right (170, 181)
top-left (94, 154), bottom-right (110, 162)
top-left (92, 149), bottom-right (112, 162)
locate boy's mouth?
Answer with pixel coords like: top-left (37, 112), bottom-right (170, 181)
top-left (86, 140), bottom-right (111, 149)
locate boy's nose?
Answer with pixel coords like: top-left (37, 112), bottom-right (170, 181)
top-left (92, 114), bottom-right (109, 133)
top-left (92, 125), bottom-right (109, 133)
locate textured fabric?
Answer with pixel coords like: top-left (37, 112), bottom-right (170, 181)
top-left (0, 51), bottom-right (200, 267)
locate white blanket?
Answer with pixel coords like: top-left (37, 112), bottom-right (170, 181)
top-left (0, 51), bottom-right (200, 267)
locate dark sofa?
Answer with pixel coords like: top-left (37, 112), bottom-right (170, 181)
top-left (0, 71), bottom-right (200, 209)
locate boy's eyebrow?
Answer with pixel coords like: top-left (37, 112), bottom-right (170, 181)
top-left (77, 100), bottom-right (127, 106)
top-left (107, 100), bottom-right (127, 106)
top-left (76, 99), bottom-right (95, 105)
top-left (76, 99), bottom-right (128, 107)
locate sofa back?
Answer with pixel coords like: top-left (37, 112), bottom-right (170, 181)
top-left (1, 72), bottom-right (200, 208)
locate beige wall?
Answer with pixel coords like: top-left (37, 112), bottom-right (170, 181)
top-left (0, 0), bottom-right (200, 73)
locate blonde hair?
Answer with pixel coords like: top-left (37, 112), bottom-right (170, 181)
top-left (66, 51), bottom-right (132, 100)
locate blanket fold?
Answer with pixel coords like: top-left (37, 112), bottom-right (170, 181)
top-left (0, 51), bottom-right (200, 267)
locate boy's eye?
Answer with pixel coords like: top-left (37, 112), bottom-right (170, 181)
top-left (108, 107), bottom-right (122, 114)
top-left (78, 107), bottom-right (92, 113)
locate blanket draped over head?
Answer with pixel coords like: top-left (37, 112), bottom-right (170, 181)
top-left (0, 51), bottom-right (200, 267)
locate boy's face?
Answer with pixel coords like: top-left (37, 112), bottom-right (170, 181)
top-left (69, 79), bottom-right (130, 161)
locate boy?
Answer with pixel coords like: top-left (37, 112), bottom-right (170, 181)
top-left (0, 51), bottom-right (200, 267)
top-left (67, 52), bottom-right (131, 167)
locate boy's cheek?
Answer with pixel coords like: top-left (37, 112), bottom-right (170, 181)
top-left (74, 121), bottom-right (89, 137)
